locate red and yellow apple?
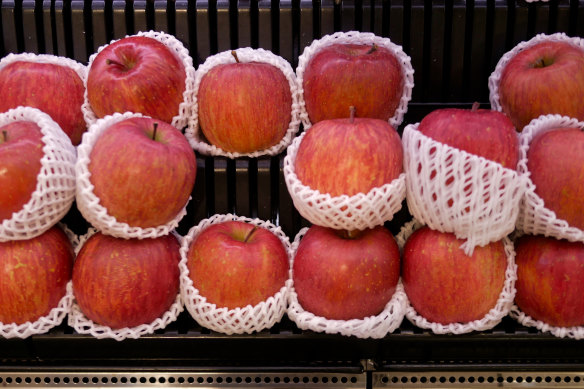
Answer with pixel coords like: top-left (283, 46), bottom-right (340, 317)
top-left (402, 226), bottom-right (507, 324)
top-left (72, 232), bottom-right (181, 329)
top-left (292, 225), bottom-right (400, 320)
top-left (197, 52), bottom-right (292, 154)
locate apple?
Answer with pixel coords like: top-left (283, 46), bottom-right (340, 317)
top-left (86, 35), bottom-right (187, 124)
top-left (301, 43), bottom-right (405, 123)
top-left (526, 127), bottom-right (584, 230)
top-left (294, 106), bottom-right (403, 197)
top-left (186, 220), bottom-right (289, 309)
top-left (87, 116), bottom-right (196, 228)
top-left (197, 51), bottom-right (292, 154)
top-left (292, 225), bottom-right (400, 320)
top-left (514, 234), bottom-right (584, 327)
top-left (402, 226), bottom-right (507, 324)
top-left (72, 232), bottom-right (181, 329)
top-left (497, 40), bottom-right (584, 131)
top-left (0, 121), bottom-right (44, 223)
top-left (0, 225), bottom-right (74, 324)
top-left (0, 59), bottom-right (86, 145)
top-left (417, 102), bottom-right (519, 169)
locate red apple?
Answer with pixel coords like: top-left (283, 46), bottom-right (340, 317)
top-left (498, 40), bottom-right (584, 131)
top-left (515, 234), bottom-right (584, 327)
top-left (402, 226), bottom-right (507, 324)
top-left (526, 127), bottom-right (584, 230)
top-left (294, 107), bottom-right (403, 197)
top-left (0, 121), bottom-right (44, 223)
top-left (0, 59), bottom-right (86, 145)
top-left (186, 220), bottom-right (289, 309)
top-left (87, 116), bottom-right (196, 228)
top-left (197, 51), bottom-right (292, 154)
top-left (0, 225), bottom-right (74, 324)
top-left (87, 36), bottom-right (187, 124)
top-left (302, 43), bottom-right (404, 123)
top-left (72, 232), bottom-right (181, 329)
top-left (417, 103), bottom-right (519, 169)
top-left (292, 225), bottom-right (400, 320)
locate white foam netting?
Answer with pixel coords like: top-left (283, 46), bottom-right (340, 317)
top-left (287, 227), bottom-right (407, 339)
top-left (0, 107), bottom-right (77, 242)
top-left (510, 305), bottom-right (584, 339)
top-left (283, 131), bottom-right (406, 231)
top-left (0, 224), bottom-right (77, 339)
top-left (396, 219), bottom-right (517, 335)
top-left (515, 114), bottom-right (584, 242)
top-left (82, 30), bottom-right (196, 131)
top-left (295, 30), bottom-right (414, 130)
top-left (402, 123), bottom-right (526, 255)
top-left (179, 213), bottom-right (292, 335)
top-left (68, 227), bottom-right (184, 341)
top-left (489, 33), bottom-right (584, 113)
top-left (185, 47), bottom-right (302, 158)
top-left (75, 111), bottom-right (190, 239)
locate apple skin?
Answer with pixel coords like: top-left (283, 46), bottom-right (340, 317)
top-left (0, 121), bottom-right (45, 223)
top-left (294, 116), bottom-right (403, 197)
top-left (527, 127), bottom-right (584, 230)
top-left (72, 232), bottom-right (181, 329)
top-left (0, 61), bottom-right (86, 145)
top-left (292, 225), bottom-right (400, 320)
top-left (515, 234), bottom-right (584, 327)
top-left (186, 221), bottom-right (289, 310)
top-left (87, 36), bottom-right (187, 124)
top-left (417, 105), bottom-right (519, 169)
top-left (197, 61), bottom-right (292, 154)
top-left (88, 116), bottom-right (196, 228)
top-left (498, 40), bottom-right (584, 131)
top-left (302, 43), bottom-right (404, 123)
top-left (0, 225), bottom-right (74, 325)
top-left (402, 226), bottom-right (507, 324)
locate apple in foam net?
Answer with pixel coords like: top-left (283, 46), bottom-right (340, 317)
top-left (526, 127), bottom-right (584, 230)
top-left (0, 225), bottom-right (74, 325)
top-left (186, 221), bottom-right (289, 310)
top-left (402, 226), bottom-right (507, 324)
top-left (514, 234), bottom-right (584, 328)
top-left (88, 116), bottom-right (196, 228)
top-left (87, 36), bottom-right (187, 124)
top-left (292, 225), bottom-right (400, 320)
top-left (302, 43), bottom-right (405, 123)
top-left (294, 107), bottom-right (403, 197)
top-left (0, 121), bottom-right (44, 223)
top-left (0, 60), bottom-right (86, 145)
top-left (72, 232), bottom-right (181, 329)
top-left (197, 51), bottom-right (292, 154)
top-left (497, 40), bottom-right (584, 131)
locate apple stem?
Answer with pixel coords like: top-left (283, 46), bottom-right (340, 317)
top-left (471, 102), bottom-right (480, 112)
top-left (366, 43), bottom-right (378, 55)
top-left (152, 122), bottom-right (158, 140)
top-left (0, 130), bottom-right (6, 143)
top-left (231, 50), bottom-right (240, 63)
top-left (106, 58), bottom-right (125, 67)
top-left (243, 226), bottom-right (258, 243)
top-left (349, 106), bottom-right (356, 123)
top-left (339, 229), bottom-right (361, 239)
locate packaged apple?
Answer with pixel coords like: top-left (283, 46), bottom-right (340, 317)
top-left (0, 52), bottom-right (87, 146)
top-left (0, 106), bottom-right (77, 242)
top-left (510, 234), bottom-right (584, 339)
top-left (515, 114), bottom-right (584, 243)
top-left (489, 32), bottom-right (584, 132)
top-left (283, 107), bottom-right (406, 231)
top-left (287, 225), bottom-right (407, 339)
top-left (296, 30), bottom-right (414, 130)
top-left (68, 228), bottom-right (183, 341)
top-left (75, 112), bottom-right (197, 239)
top-left (0, 224), bottom-right (76, 339)
top-left (186, 48), bottom-right (302, 158)
top-left (83, 30), bottom-right (195, 132)
top-left (179, 214), bottom-right (292, 334)
top-left (402, 104), bottom-right (526, 254)
top-left (397, 219), bottom-right (517, 335)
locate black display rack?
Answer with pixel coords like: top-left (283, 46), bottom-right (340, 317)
top-left (1, 0), bottom-right (584, 387)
